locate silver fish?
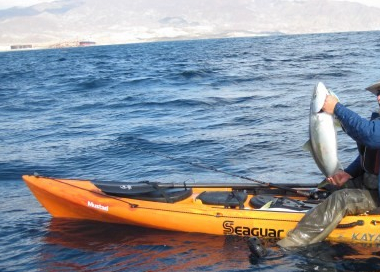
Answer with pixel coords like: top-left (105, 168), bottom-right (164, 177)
top-left (304, 82), bottom-right (342, 178)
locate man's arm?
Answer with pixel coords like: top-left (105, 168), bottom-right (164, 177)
top-left (323, 95), bottom-right (380, 148)
top-left (344, 155), bottom-right (364, 178)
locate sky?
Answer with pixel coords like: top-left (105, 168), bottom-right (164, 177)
top-left (1, 0), bottom-right (380, 10)
top-left (0, 0), bottom-right (56, 9)
top-left (331, 0), bottom-right (380, 7)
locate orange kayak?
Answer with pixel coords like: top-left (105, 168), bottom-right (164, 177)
top-left (22, 174), bottom-right (380, 244)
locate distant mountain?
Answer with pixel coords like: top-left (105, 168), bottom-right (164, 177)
top-left (1, 0), bottom-right (380, 49)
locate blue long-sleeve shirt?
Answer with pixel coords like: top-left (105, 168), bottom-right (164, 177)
top-left (334, 102), bottom-right (380, 177)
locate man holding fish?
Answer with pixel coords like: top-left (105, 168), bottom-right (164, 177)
top-left (277, 81), bottom-right (380, 249)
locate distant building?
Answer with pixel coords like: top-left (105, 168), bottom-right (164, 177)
top-left (49, 40), bottom-right (96, 49)
top-left (79, 41), bottom-right (96, 46)
top-left (10, 44), bottom-right (32, 50)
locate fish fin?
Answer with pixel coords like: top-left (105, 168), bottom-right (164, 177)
top-left (260, 201), bottom-right (272, 209)
top-left (302, 140), bottom-right (312, 152)
top-left (333, 117), bottom-right (342, 128)
top-left (318, 179), bottom-right (329, 189)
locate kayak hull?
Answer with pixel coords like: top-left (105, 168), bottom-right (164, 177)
top-left (23, 175), bottom-right (380, 244)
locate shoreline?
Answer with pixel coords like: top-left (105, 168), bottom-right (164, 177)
top-left (1, 29), bottom-right (378, 53)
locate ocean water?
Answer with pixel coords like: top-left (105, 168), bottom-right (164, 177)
top-left (1, 31), bottom-right (380, 271)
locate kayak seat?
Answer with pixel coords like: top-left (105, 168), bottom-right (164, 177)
top-left (126, 188), bottom-right (193, 203)
top-left (250, 195), bottom-right (317, 211)
top-left (196, 191), bottom-right (247, 209)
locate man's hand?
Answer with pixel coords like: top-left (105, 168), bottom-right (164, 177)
top-left (326, 170), bottom-right (352, 187)
top-left (322, 95), bottom-right (339, 115)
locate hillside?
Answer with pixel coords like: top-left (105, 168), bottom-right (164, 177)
top-left (1, 0), bottom-right (380, 49)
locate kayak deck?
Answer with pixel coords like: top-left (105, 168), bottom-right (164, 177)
top-left (22, 175), bottom-right (380, 244)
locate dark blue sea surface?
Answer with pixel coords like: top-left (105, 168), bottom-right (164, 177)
top-left (1, 31), bottom-right (380, 271)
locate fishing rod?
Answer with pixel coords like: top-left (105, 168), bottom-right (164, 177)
top-left (130, 146), bottom-right (319, 198)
